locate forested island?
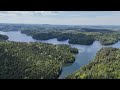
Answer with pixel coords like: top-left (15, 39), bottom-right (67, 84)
top-left (67, 47), bottom-right (120, 79)
top-left (21, 27), bottom-right (120, 45)
top-left (0, 34), bottom-right (8, 41)
top-left (0, 41), bottom-right (78, 79)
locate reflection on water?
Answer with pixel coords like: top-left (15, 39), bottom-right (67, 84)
top-left (0, 31), bottom-right (120, 79)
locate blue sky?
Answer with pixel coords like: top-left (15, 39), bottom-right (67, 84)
top-left (0, 11), bottom-right (120, 25)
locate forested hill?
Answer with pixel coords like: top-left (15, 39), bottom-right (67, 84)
top-left (66, 47), bottom-right (120, 79)
top-left (80, 28), bottom-right (113, 32)
top-left (0, 34), bottom-right (8, 41)
top-left (0, 41), bottom-right (78, 79)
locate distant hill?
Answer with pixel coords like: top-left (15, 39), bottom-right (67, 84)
top-left (80, 28), bottom-right (113, 32)
top-left (1, 23), bottom-right (120, 32)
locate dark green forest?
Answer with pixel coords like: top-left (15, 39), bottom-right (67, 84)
top-left (21, 29), bottom-right (120, 45)
top-left (0, 32), bottom-right (79, 79)
top-left (0, 41), bottom-right (78, 79)
top-left (67, 47), bottom-right (120, 79)
top-left (0, 34), bottom-right (8, 41)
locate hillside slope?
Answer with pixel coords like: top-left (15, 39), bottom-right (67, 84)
top-left (67, 47), bottom-right (120, 79)
top-left (0, 42), bottom-right (78, 79)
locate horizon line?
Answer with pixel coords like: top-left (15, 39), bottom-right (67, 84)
top-left (0, 23), bottom-right (120, 26)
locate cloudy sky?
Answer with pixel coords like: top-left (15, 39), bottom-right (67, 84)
top-left (0, 11), bottom-right (120, 25)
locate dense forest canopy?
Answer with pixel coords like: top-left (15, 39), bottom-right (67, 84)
top-left (0, 41), bottom-right (78, 79)
top-left (66, 47), bottom-right (120, 79)
top-left (0, 34), bottom-right (8, 41)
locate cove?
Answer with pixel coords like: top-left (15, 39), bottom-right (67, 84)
top-left (0, 31), bottom-right (120, 79)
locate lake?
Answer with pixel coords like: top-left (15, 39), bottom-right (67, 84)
top-left (0, 31), bottom-right (120, 79)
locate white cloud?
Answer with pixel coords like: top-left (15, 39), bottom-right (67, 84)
top-left (0, 11), bottom-right (58, 16)
top-left (0, 11), bottom-right (120, 25)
